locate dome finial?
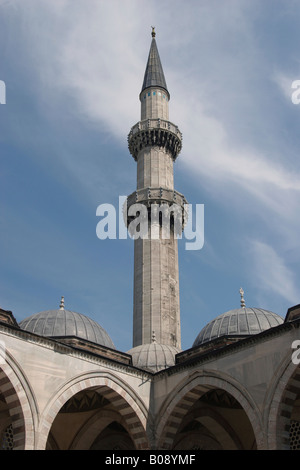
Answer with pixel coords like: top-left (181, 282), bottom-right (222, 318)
top-left (152, 330), bottom-right (156, 343)
top-left (239, 287), bottom-right (246, 308)
top-left (151, 26), bottom-right (156, 38)
top-left (59, 296), bottom-right (65, 310)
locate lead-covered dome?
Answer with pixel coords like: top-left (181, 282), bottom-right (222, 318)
top-left (127, 343), bottom-right (180, 372)
top-left (19, 297), bottom-right (115, 350)
top-left (193, 307), bottom-right (283, 348)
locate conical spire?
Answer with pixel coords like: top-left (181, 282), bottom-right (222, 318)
top-left (141, 27), bottom-right (169, 96)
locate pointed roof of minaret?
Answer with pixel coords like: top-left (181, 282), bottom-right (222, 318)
top-left (141, 27), bottom-right (169, 97)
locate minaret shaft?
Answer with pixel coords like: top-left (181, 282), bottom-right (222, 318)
top-left (127, 31), bottom-right (185, 349)
top-left (133, 230), bottom-right (180, 347)
top-left (137, 147), bottom-right (174, 190)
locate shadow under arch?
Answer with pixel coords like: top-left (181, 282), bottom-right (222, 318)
top-left (69, 409), bottom-right (133, 450)
top-left (0, 351), bottom-right (36, 449)
top-left (37, 370), bottom-right (149, 450)
top-left (172, 405), bottom-right (243, 450)
top-left (156, 369), bottom-right (264, 450)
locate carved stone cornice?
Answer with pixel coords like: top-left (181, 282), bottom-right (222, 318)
top-left (128, 119), bottom-right (182, 161)
top-left (0, 322), bottom-right (153, 379)
top-left (0, 308), bottom-right (19, 328)
top-left (127, 187), bottom-right (187, 208)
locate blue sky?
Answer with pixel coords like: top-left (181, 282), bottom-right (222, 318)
top-left (1, 0), bottom-right (300, 352)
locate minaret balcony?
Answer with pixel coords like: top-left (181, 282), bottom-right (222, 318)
top-left (128, 118), bottom-right (182, 161)
top-left (124, 187), bottom-right (188, 233)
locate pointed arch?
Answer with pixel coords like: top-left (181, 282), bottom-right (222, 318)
top-left (37, 371), bottom-right (149, 450)
top-left (266, 354), bottom-right (300, 449)
top-left (156, 369), bottom-right (264, 449)
top-left (0, 353), bottom-right (36, 449)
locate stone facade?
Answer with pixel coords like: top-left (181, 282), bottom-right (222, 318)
top-left (1, 308), bottom-right (300, 449)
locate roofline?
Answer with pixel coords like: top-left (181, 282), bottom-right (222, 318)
top-left (2, 307), bottom-right (299, 378)
top-left (0, 320), bottom-right (154, 378)
top-left (155, 315), bottom-right (300, 377)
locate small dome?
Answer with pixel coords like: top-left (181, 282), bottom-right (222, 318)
top-left (193, 307), bottom-right (283, 348)
top-left (127, 343), bottom-right (180, 372)
top-left (19, 302), bottom-right (115, 350)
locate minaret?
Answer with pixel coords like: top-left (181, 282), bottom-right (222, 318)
top-left (126, 29), bottom-right (186, 349)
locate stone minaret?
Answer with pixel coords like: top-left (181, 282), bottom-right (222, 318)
top-left (127, 29), bottom-right (186, 349)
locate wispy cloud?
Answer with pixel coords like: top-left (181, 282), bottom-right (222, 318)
top-left (7, 1), bottom-right (300, 242)
top-left (249, 240), bottom-right (299, 305)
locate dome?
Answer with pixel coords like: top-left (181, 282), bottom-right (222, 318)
top-left (127, 343), bottom-right (181, 372)
top-left (19, 298), bottom-right (115, 350)
top-left (193, 307), bottom-right (283, 348)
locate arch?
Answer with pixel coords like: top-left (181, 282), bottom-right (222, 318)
top-left (266, 354), bottom-right (300, 449)
top-left (37, 371), bottom-right (149, 450)
top-left (0, 354), bottom-right (36, 450)
top-left (156, 369), bottom-right (263, 450)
